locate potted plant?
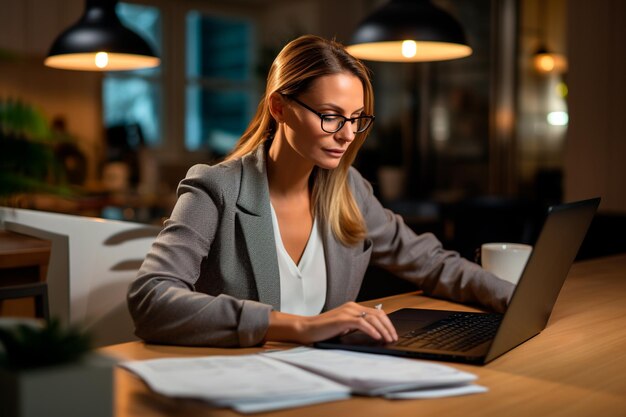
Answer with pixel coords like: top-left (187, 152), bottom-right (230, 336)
top-left (0, 319), bottom-right (115, 417)
top-left (0, 99), bottom-right (73, 205)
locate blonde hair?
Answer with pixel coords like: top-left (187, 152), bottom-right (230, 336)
top-left (227, 35), bottom-right (374, 246)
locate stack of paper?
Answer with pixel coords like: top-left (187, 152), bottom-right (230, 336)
top-left (121, 347), bottom-right (486, 413)
top-left (121, 354), bottom-right (350, 413)
top-left (264, 347), bottom-right (486, 397)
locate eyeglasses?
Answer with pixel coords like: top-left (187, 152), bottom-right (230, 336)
top-left (286, 96), bottom-right (375, 134)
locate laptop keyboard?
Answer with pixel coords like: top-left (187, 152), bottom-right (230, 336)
top-left (396, 312), bottom-right (502, 352)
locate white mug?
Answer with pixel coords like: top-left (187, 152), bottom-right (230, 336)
top-left (481, 243), bottom-right (532, 285)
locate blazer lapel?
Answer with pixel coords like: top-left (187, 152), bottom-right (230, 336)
top-left (236, 145), bottom-right (281, 310)
top-left (323, 224), bottom-right (373, 310)
top-left (322, 224), bottom-right (355, 310)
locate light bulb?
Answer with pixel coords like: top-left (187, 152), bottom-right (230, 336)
top-left (401, 40), bottom-right (417, 58)
top-left (533, 51), bottom-right (568, 74)
top-left (95, 52), bottom-right (109, 68)
top-left (536, 54), bottom-right (555, 72)
top-left (547, 111), bottom-right (569, 126)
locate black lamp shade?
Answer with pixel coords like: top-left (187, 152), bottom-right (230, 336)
top-left (348, 0), bottom-right (472, 62)
top-left (45, 0), bottom-right (160, 71)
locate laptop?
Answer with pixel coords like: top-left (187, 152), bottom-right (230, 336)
top-left (316, 197), bottom-right (601, 365)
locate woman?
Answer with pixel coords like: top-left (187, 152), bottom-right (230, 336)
top-left (128, 35), bottom-right (513, 348)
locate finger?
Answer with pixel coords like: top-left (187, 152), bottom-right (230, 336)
top-left (346, 305), bottom-right (397, 342)
top-left (359, 307), bottom-right (398, 341)
top-left (340, 308), bottom-right (383, 340)
top-left (373, 310), bottom-right (398, 341)
top-left (363, 313), bottom-right (395, 343)
top-left (350, 315), bottom-right (384, 341)
top-left (335, 303), bottom-right (396, 342)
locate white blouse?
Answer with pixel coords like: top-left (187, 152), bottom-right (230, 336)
top-left (270, 204), bottom-right (327, 316)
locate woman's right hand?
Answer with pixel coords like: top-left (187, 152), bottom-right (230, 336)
top-left (265, 302), bottom-right (398, 345)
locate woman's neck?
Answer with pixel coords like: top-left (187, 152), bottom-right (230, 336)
top-left (266, 133), bottom-right (313, 199)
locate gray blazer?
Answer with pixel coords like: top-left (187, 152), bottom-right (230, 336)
top-left (128, 143), bottom-right (513, 347)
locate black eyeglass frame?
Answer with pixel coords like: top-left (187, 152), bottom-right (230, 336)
top-left (284, 95), bottom-right (375, 134)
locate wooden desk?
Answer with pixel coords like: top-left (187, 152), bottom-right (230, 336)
top-left (101, 254), bottom-right (626, 417)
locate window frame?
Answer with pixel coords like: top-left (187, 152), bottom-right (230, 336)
top-left (112, 0), bottom-right (260, 164)
top-left (184, 10), bottom-right (257, 153)
top-left (103, 2), bottom-right (164, 148)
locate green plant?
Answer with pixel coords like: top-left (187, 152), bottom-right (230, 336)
top-left (0, 319), bottom-right (92, 370)
top-left (0, 99), bottom-right (72, 200)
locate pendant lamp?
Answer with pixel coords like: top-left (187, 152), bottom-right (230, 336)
top-left (347, 0), bottom-right (472, 62)
top-left (44, 0), bottom-right (160, 71)
top-left (531, 1), bottom-right (567, 74)
top-left (532, 46), bottom-right (567, 74)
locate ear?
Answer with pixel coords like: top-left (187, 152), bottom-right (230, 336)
top-left (268, 92), bottom-right (287, 123)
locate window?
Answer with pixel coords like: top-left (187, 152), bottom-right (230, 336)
top-left (102, 3), bottom-right (162, 147)
top-left (101, 3), bottom-right (256, 156)
top-left (185, 12), bottom-right (256, 155)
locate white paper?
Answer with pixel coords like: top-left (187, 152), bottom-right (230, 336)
top-left (232, 394), bottom-right (349, 414)
top-left (121, 347), bottom-right (485, 413)
top-left (384, 384), bottom-right (488, 399)
top-left (264, 347), bottom-right (477, 396)
top-left (121, 355), bottom-right (350, 413)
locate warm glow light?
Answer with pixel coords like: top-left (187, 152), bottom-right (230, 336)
top-left (536, 54), bottom-right (555, 72)
top-left (547, 111), bottom-right (569, 126)
top-left (347, 41), bottom-right (472, 62)
top-left (401, 40), bottom-right (417, 58)
top-left (533, 52), bottom-right (568, 74)
top-left (44, 53), bottom-right (160, 71)
top-left (95, 52), bottom-right (109, 68)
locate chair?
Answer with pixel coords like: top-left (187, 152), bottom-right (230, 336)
top-left (0, 230), bottom-right (51, 320)
top-left (1, 207), bottom-right (160, 347)
top-left (0, 282), bottom-right (49, 320)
